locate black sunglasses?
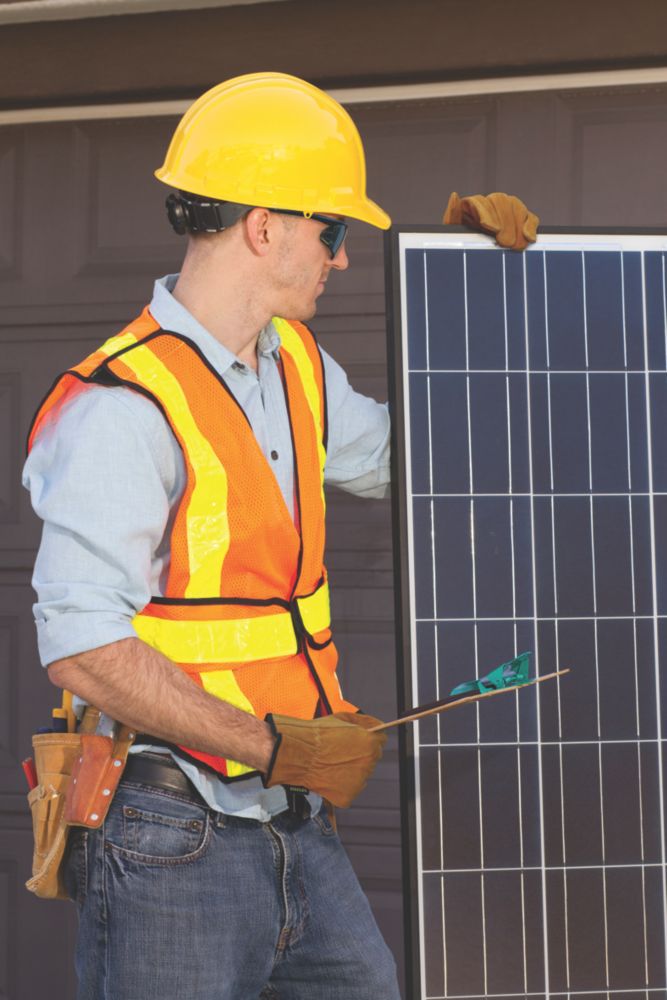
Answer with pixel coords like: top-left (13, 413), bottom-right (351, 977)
top-left (269, 208), bottom-right (348, 259)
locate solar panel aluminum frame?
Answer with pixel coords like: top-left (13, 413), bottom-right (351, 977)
top-left (384, 225), bottom-right (667, 1000)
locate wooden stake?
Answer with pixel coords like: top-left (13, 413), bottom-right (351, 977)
top-left (369, 668), bottom-right (570, 732)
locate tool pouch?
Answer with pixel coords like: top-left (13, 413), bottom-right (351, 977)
top-left (25, 718), bottom-right (134, 900)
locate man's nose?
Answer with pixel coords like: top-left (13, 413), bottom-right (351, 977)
top-left (331, 242), bottom-right (349, 271)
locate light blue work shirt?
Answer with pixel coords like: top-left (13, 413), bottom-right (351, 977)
top-left (23, 275), bottom-right (390, 822)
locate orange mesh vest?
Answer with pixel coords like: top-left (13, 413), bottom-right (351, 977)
top-left (28, 307), bottom-right (357, 780)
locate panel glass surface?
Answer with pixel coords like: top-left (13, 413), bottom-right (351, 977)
top-left (393, 231), bottom-right (667, 999)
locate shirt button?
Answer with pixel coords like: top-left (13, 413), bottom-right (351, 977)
top-left (270, 450), bottom-right (279, 461)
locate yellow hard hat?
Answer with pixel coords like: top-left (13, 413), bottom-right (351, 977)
top-left (155, 72), bottom-right (391, 230)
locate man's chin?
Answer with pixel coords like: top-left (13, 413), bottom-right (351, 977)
top-left (291, 302), bottom-right (318, 322)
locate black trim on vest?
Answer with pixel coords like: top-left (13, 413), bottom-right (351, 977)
top-left (26, 370), bottom-right (119, 456)
top-left (148, 594), bottom-right (292, 609)
top-left (147, 573), bottom-right (326, 608)
top-left (98, 328), bottom-right (253, 431)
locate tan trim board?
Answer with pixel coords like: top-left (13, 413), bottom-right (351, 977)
top-left (2, 65), bottom-right (667, 125)
top-left (0, 0), bottom-right (288, 25)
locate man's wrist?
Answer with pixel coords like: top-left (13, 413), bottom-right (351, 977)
top-left (254, 720), bottom-right (278, 775)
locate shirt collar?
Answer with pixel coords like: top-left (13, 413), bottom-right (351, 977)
top-left (149, 274), bottom-right (281, 372)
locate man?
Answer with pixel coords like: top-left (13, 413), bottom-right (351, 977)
top-left (25, 72), bottom-right (399, 1000)
top-left (24, 72), bottom-right (537, 998)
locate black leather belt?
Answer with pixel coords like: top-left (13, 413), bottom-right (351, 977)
top-left (122, 753), bottom-right (199, 799)
top-left (123, 752), bottom-right (311, 818)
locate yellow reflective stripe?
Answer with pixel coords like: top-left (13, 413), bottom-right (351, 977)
top-left (271, 317), bottom-right (326, 482)
top-left (296, 580), bottom-right (330, 635)
top-left (200, 670), bottom-right (255, 777)
top-left (99, 331), bottom-right (138, 356)
top-left (133, 610), bottom-right (298, 664)
top-left (119, 345), bottom-right (230, 598)
top-left (133, 582), bottom-right (330, 663)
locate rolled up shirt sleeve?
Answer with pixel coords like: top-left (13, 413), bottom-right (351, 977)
top-left (23, 386), bottom-right (180, 666)
top-left (321, 348), bottom-right (390, 498)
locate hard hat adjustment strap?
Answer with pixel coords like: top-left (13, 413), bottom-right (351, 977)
top-left (166, 193), bottom-right (253, 235)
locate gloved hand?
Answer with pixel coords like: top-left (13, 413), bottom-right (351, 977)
top-left (263, 711), bottom-right (386, 808)
top-left (443, 192), bottom-right (539, 251)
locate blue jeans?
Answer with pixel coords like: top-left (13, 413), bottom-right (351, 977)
top-left (63, 779), bottom-right (401, 999)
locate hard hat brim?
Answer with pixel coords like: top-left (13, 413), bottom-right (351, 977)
top-left (342, 196), bottom-right (392, 231)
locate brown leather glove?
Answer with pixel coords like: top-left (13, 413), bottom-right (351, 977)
top-left (264, 711), bottom-right (386, 808)
top-left (443, 192), bottom-right (539, 251)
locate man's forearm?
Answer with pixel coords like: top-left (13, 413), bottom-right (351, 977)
top-left (48, 637), bottom-right (276, 772)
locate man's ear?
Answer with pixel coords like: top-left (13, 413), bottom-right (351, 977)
top-left (243, 207), bottom-right (275, 257)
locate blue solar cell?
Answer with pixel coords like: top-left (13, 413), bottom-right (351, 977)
top-left (465, 250), bottom-right (508, 369)
top-left (405, 249), bottom-right (427, 370)
top-left (589, 374), bottom-right (631, 492)
top-left (425, 249), bottom-right (468, 369)
top-left (407, 372), bottom-right (431, 493)
top-left (544, 251), bottom-right (588, 370)
top-left (427, 373), bottom-right (471, 493)
top-left (645, 251), bottom-right (667, 370)
top-left (621, 251), bottom-right (647, 369)
top-left (584, 251), bottom-right (627, 371)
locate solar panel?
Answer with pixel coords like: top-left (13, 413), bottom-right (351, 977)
top-left (385, 227), bottom-right (667, 1000)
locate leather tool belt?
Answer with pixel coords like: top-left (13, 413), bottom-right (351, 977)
top-left (25, 708), bottom-right (135, 900)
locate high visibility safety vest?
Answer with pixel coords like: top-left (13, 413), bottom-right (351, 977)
top-left (28, 307), bottom-right (357, 780)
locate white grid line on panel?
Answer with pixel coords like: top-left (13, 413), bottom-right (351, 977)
top-left (543, 233), bottom-right (554, 654)
top-left (624, 262), bottom-right (650, 991)
top-left (435, 625), bottom-right (444, 872)
top-left (441, 874), bottom-right (448, 997)
top-left (555, 620), bottom-right (563, 742)
top-left (582, 250), bottom-right (591, 372)
top-left (551, 496), bottom-right (558, 617)
top-left (620, 250), bottom-right (628, 370)
top-left (424, 249), bottom-right (431, 370)
top-left (555, 600), bottom-right (570, 988)
top-left (480, 870), bottom-right (488, 996)
top-left (624, 380), bottom-right (633, 492)
top-left (640, 249), bottom-right (667, 978)
top-left (463, 251), bottom-right (470, 372)
top-left (629, 498), bottom-right (638, 618)
top-left (425, 862), bottom-right (665, 874)
top-left (464, 248), bottom-right (488, 993)
top-left (621, 256), bottom-right (632, 489)
top-left (506, 272), bottom-right (528, 993)
top-left (416, 614), bottom-right (666, 622)
top-left (662, 254), bottom-right (667, 369)
top-left (409, 366), bottom-right (667, 374)
top-left (563, 868), bottom-right (571, 991)
top-left (641, 858), bottom-right (650, 987)
top-left (427, 373), bottom-right (435, 498)
top-left (425, 989), bottom-right (667, 999)
top-left (413, 491), bottom-right (667, 498)
top-left (523, 251), bottom-right (552, 1000)
top-left (506, 261), bottom-right (528, 993)
top-left (600, 748), bottom-right (611, 988)
top-left (637, 743), bottom-right (650, 985)
top-left (503, 254), bottom-right (510, 374)
top-left (399, 237), bottom-right (428, 1000)
top-left (544, 251), bottom-right (551, 370)
top-left (421, 738), bottom-right (667, 749)
top-left (423, 243), bottom-right (442, 999)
